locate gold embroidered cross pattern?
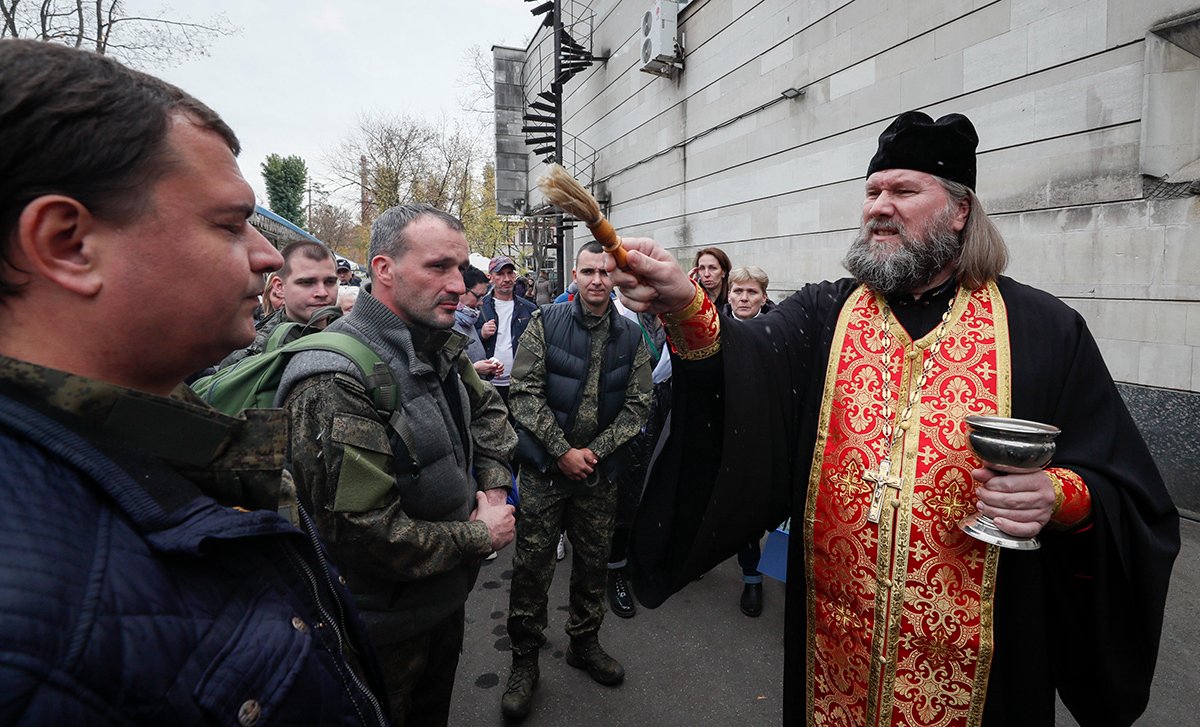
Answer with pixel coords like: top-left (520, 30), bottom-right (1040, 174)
top-left (865, 458), bottom-right (902, 523)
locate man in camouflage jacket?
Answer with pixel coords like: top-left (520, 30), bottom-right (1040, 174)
top-left (278, 205), bottom-right (517, 727)
top-left (501, 241), bottom-right (652, 720)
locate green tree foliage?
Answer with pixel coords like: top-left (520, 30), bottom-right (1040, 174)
top-left (261, 154), bottom-right (308, 229)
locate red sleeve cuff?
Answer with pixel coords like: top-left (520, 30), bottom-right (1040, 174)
top-left (1047, 467), bottom-right (1091, 530)
top-left (660, 282), bottom-right (721, 360)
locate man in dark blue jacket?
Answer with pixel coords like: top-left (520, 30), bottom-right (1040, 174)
top-left (476, 255), bottom-right (538, 403)
top-left (0, 40), bottom-right (388, 725)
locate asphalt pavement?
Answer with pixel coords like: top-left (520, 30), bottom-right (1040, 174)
top-left (450, 519), bottom-right (1199, 726)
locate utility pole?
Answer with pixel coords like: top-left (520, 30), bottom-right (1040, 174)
top-left (305, 179), bottom-right (312, 230)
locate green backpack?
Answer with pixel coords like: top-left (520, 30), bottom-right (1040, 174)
top-left (192, 320), bottom-right (398, 415)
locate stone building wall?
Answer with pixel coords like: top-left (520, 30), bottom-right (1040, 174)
top-left (498, 0), bottom-right (1200, 512)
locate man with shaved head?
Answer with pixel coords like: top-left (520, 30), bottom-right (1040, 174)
top-left (278, 203), bottom-right (517, 727)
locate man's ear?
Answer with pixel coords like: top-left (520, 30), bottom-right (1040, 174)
top-left (951, 194), bottom-right (971, 233)
top-left (370, 255), bottom-right (394, 287)
top-left (15, 195), bottom-right (104, 297)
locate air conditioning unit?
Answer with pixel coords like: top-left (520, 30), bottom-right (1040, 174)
top-left (639, 0), bottom-right (680, 76)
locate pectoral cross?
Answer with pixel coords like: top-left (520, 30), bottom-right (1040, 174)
top-left (864, 458), bottom-right (902, 523)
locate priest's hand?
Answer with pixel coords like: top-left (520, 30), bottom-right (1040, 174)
top-left (609, 238), bottom-right (697, 316)
top-left (971, 468), bottom-right (1056, 537)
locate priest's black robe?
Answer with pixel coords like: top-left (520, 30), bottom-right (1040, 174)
top-left (630, 275), bottom-right (1179, 726)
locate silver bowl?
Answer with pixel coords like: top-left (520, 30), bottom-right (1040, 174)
top-left (961, 415), bottom-right (1061, 551)
top-left (965, 415), bottom-right (1060, 474)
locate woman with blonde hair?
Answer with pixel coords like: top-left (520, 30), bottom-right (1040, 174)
top-left (257, 272), bottom-right (285, 322)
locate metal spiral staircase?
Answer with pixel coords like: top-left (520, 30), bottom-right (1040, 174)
top-left (520, 0), bottom-right (605, 282)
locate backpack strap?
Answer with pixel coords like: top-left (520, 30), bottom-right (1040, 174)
top-left (282, 331), bottom-right (398, 412)
top-left (264, 321), bottom-right (305, 351)
top-left (635, 318), bottom-right (660, 361)
top-left (304, 305), bottom-right (345, 329)
top-left (264, 307), bottom-right (346, 353)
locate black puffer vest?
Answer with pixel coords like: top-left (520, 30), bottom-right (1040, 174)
top-left (540, 298), bottom-right (641, 478)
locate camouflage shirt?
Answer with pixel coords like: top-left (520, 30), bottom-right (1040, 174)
top-left (509, 302), bottom-right (652, 463)
top-left (281, 293), bottom-right (516, 587)
top-left (0, 353), bottom-right (293, 518)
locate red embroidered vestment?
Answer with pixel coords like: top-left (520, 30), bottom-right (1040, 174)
top-left (803, 282), bottom-right (1008, 727)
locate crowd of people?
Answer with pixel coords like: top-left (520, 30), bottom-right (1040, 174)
top-left (0, 39), bottom-right (1181, 727)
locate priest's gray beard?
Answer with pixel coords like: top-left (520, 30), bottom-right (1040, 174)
top-left (842, 205), bottom-right (963, 296)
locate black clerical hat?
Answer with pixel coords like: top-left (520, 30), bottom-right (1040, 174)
top-left (866, 111), bottom-right (978, 190)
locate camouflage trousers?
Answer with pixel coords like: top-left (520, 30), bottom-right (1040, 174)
top-left (507, 469), bottom-right (617, 657)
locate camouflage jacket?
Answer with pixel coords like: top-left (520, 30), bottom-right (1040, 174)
top-left (278, 292), bottom-right (516, 644)
top-left (509, 299), bottom-right (652, 475)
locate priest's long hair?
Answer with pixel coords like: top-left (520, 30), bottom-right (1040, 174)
top-left (938, 176), bottom-right (1009, 290)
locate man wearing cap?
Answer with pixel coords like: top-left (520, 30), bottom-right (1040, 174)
top-left (614, 111), bottom-right (1179, 726)
top-left (476, 255), bottom-right (537, 403)
top-left (337, 257), bottom-right (362, 287)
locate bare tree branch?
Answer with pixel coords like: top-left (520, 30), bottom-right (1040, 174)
top-left (0, 1), bottom-right (20, 37)
top-left (1, 0), bottom-right (236, 68)
top-left (70, 0), bottom-right (80, 46)
top-left (456, 45), bottom-right (496, 117)
top-left (38, 0), bottom-right (50, 40)
top-left (322, 112), bottom-right (496, 228)
top-left (96, 0), bottom-right (111, 54)
top-left (106, 14), bottom-right (228, 32)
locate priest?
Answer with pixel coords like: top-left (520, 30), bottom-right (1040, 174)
top-left (612, 111), bottom-right (1179, 727)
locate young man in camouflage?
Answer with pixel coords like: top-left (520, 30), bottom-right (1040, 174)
top-left (277, 204), bottom-right (518, 727)
top-left (501, 241), bottom-right (653, 720)
top-left (219, 240), bottom-right (339, 368)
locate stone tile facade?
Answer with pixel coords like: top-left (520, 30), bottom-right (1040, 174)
top-left (495, 0), bottom-right (1200, 505)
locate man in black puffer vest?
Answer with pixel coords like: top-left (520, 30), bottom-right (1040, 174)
top-left (501, 241), bottom-right (653, 720)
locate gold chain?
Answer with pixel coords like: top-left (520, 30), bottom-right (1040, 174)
top-left (876, 291), bottom-right (958, 459)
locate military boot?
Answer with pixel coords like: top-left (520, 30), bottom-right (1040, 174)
top-left (566, 637), bottom-right (625, 686)
top-left (501, 653), bottom-right (539, 721)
